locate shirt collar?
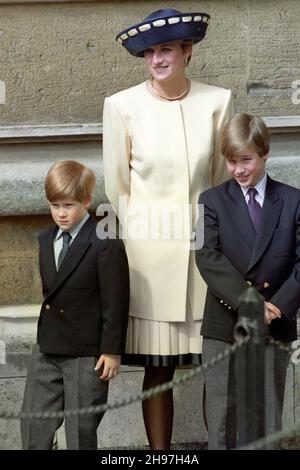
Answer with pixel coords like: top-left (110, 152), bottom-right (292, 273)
top-left (55, 212), bottom-right (90, 241)
top-left (240, 172), bottom-right (267, 198)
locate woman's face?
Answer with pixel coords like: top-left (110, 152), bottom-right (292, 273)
top-left (144, 41), bottom-right (191, 82)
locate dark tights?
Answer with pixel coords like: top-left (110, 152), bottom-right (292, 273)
top-left (142, 366), bottom-right (175, 450)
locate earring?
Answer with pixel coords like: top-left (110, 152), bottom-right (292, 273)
top-left (184, 56), bottom-right (188, 67)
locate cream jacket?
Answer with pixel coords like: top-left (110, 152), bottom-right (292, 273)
top-left (103, 80), bottom-right (233, 322)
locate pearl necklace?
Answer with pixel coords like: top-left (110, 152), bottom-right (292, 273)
top-left (148, 79), bottom-right (191, 101)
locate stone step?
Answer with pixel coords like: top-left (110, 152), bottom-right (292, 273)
top-left (1, 304), bottom-right (299, 449)
top-left (0, 116), bottom-right (299, 216)
top-left (0, 304), bottom-right (207, 450)
top-left (0, 151), bottom-right (299, 217)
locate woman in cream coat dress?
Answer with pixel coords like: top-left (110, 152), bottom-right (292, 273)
top-left (103, 8), bottom-right (233, 450)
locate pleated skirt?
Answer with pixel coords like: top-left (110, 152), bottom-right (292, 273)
top-left (123, 302), bottom-right (202, 367)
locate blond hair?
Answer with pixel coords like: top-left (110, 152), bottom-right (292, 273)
top-left (45, 160), bottom-right (96, 202)
top-left (220, 113), bottom-right (270, 160)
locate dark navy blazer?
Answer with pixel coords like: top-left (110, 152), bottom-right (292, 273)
top-left (196, 176), bottom-right (300, 343)
top-left (37, 216), bottom-right (129, 356)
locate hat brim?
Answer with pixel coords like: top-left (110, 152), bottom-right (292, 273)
top-left (116, 13), bottom-right (210, 57)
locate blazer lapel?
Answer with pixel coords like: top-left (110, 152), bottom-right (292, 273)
top-left (225, 180), bottom-right (257, 249)
top-left (247, 177), bottom-right (283, 272)
top-left (39, 226), bottom-right (58, 288)
top-left (44, 216), bottom-right (96, 302)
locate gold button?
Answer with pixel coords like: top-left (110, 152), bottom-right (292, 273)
top-left (60, 309), bottom-right (64, 314)
top-left (45, 304), bottom-right (50, 310)
top-left (264, 282), bottom-right (270, 289)
top-left (246, 280), bottom-right (252, 286)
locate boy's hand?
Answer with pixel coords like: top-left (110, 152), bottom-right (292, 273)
top-left (94, 354), bottom-right (121, 381)
top-left (264, 301), bottom-right (281, 325)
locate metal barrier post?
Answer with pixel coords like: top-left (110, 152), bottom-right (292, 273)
top-left (234, 287), bottom-right (266, 447)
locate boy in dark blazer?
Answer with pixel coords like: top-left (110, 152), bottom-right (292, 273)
top-left (196, 114), bottom-right (300, 449)
top-left (21, 160), bottom-right (129, 450)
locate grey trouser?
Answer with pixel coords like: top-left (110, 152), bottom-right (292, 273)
top-left (202, 337), bottom-right (290, 450)
top-left (21, 344), bottom-right (108, 450)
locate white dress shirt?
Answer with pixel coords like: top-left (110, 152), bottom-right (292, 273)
top-left (53, 212), bottom-right (90, 270)
top-left (240, 172), bottom-right (267, 207)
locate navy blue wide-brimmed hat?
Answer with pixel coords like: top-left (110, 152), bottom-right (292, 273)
top-left (116, 8), bottom-right (210, 57)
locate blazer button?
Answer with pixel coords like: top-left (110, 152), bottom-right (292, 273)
top-left (246, 280), bottom-right (252, 286)
top-left (220, 300), bottom-right (224, 304)
top-left (45, 304), bottom-right (50, 310)
top-left (263, 282), bottom-right (270, 289)
top-left (60, 309), bottom-right (64, 314)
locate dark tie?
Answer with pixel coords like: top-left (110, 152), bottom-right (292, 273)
top-left (247, 187), bottom-right (262, 232)
top-left (57, 231), bottom-right (72, 270)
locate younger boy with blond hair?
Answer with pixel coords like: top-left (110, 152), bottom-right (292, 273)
top-left (21, 160), bottom-right (129, 450)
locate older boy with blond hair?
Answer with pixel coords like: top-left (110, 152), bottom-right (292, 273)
top-left (21, 160), bottom-right (129, 449)
top-left (196, 114), bottom-right (300, 449)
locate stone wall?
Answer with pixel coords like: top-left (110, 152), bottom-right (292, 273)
top-left (0, 0), bottom-right (300, 450)
top-left (0, 0), bottom-right (300, 125)
top-left (1, 117), bottom-right (299, 305)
